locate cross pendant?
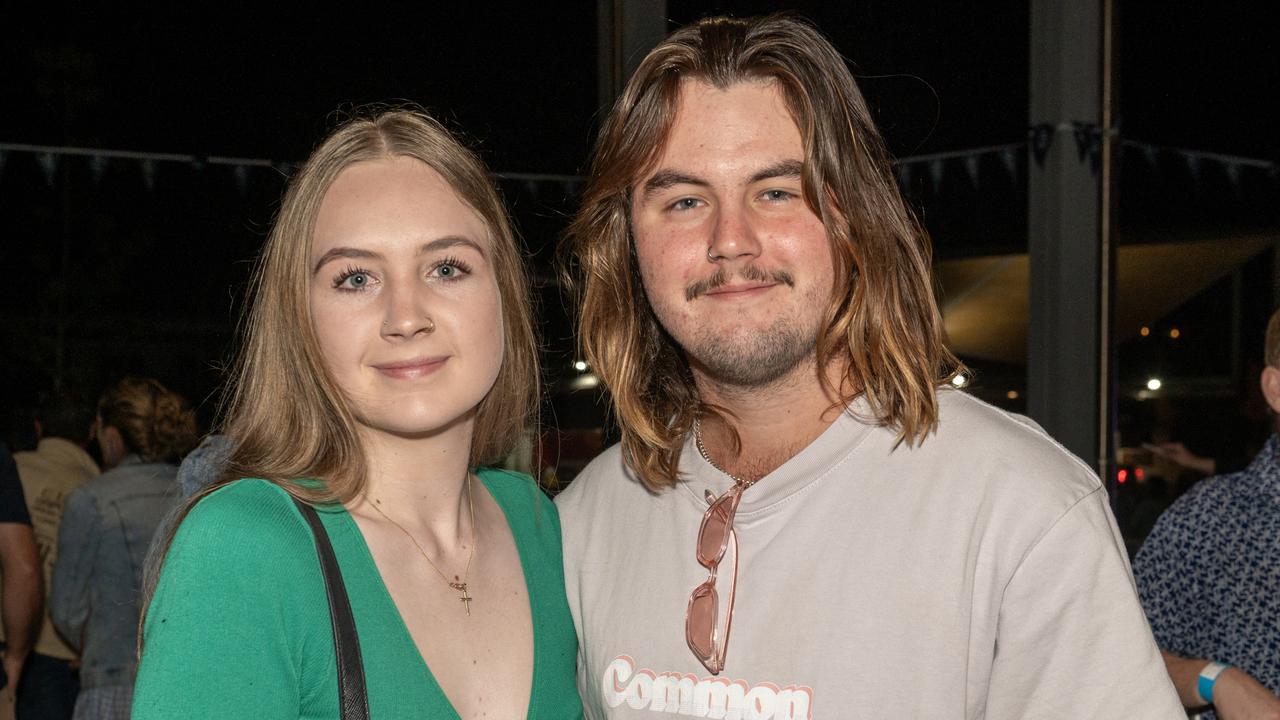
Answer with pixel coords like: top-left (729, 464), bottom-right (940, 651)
top-left (450, 582), bottom-right (472, 616)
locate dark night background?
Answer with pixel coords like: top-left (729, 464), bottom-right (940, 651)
top-left (2, 2), bottom-right (1277, 503)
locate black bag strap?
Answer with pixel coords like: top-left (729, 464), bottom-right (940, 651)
top-left (293, 497), bottom-right (370, 720)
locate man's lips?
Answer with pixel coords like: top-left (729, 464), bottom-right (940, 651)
top-left (703, 281), bottom-right (778, 297)
top-left (371, 356), bottom-right (448, 379)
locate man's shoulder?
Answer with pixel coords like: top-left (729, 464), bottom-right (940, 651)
top-left (555, 442), bottom-right (650, 514)
top-left (1146, 469), bottom-right (1247, 533)
top-left (14, 438), bottom-right (98, 487)
top-left (919, 389), bottom-right (1103, 506)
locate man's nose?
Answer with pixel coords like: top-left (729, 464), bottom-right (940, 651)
top-left (706, 203), bottom-right (762, 263)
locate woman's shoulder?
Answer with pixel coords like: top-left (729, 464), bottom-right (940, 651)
top-left (477, 467), bottom-right (555, 513)
top-left (173, 478), bottom-right (315, 561)
top-left (477, 467), bottom-right (563, 544)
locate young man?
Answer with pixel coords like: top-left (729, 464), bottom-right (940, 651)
top-left (1134, 309), bottom-right (1280, 719)
top-left (557, 15), bottom-right (1182, 719)
top-left (11, 392), bottom-right (99, 720)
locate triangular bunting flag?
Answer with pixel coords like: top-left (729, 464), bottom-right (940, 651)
top-left (141, 159), bottom-right (157, 191)
top-left (38, 153), bottom-right (58, 185)
top-left (1224, 162), bottom-right (1241, 188)
top-left (964, 154), bottom-right (981, 187)
top-left (1000, 147), bottom-right (1017, 181)
top-left (90, 155), bottom-right (108, 184)
top-left (1184, 153), bottom-right (1202, 183)
top-left (1029, 124), bottom-right (1055, 167)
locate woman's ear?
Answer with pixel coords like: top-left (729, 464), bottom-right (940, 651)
top-left (99, 424), bottom-right (126, 467)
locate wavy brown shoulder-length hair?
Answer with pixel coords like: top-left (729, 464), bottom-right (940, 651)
top-left (138, 108), bottom-right (539, 639)
top-left (562, 14), bottom-right (962, 491)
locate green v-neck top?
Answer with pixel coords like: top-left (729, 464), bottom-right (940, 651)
top-left (133, 470), bottom-right (582, 719)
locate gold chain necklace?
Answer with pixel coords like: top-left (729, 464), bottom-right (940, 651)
top-left (369, 473), bottom-right (477, 615)
top-left (693, 418), bottom-right (760, 490)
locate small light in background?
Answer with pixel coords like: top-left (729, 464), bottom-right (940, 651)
top-left (1146, 378), bottom-right (1162, 391)
top-left (1169, 328), bottom-right (1181, 339)
top-left (573, 360), bottom-right (588, 372)
top-left (1117, 468), bottom-right (1129, 484)
top-left (570, 373), bottom-right (599, 390)
top-left (1139, 326), bottom-right (1150, 337)
top-left (1006, 390), bottom-right (1019, 400)
top-left (951, 373), bottom-right (968, 388)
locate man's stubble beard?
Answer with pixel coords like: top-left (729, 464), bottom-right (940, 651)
top-left (682, 308), bottom-right (822, 390)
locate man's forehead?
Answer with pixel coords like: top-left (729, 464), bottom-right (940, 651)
top-left (632, 76), bottom-right (801, 186)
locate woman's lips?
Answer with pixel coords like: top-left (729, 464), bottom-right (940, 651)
top-left (372, 357), bottom-right (448, 379)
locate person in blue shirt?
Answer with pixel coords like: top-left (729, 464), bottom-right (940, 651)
top-left (1134, 308), bottom-right (1280, 719)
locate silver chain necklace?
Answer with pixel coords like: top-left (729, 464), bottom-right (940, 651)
top-left (693, 418), bottom-right (760, 489)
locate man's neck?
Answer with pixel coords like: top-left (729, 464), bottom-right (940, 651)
top-left (693, 358), bottom-right (852, 482)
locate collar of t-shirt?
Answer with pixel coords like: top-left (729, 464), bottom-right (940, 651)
top-left (677, 397), bottom-right (877, 518)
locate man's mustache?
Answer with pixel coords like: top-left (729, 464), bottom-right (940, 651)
top-left (685, 265), bottom-right (795, 301)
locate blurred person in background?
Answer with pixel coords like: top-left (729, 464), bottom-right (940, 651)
top-left (0, 445), bottom-right (40, 720)
top-left (50, 377), bottom-right (196, 720)
top-left (1134, 307), bottom-right (1280, 719)
top-left (10, 391), bottom-right (99, 720)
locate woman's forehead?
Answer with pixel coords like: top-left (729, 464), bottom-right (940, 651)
top-left (311, 156), bottom-right (492, 259)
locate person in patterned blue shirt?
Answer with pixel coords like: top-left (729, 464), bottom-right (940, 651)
top-left (1134, 307), bottom-right (1280, 719)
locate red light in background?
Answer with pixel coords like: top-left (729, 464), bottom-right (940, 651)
top-left (1117, 468), bottom-right (1129, 484)
top-left (1136, 467), bottom-right (1145, 481)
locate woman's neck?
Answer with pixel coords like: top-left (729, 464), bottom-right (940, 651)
top-left (349, 418), bottom-right (476, 539)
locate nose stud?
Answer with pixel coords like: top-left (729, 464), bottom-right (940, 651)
top-left (380, 318), bottom-right (436, 332)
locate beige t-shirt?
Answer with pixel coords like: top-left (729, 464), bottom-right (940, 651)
top-left (13, 437), bottom-right (99, 659)
top-left (556, 390), bottom-right (1183, 719)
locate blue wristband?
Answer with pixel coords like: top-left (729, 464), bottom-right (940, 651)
top-left (1197, 661), bottom-right (1230, 704)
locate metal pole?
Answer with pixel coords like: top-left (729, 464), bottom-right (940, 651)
top-left (1028, 0), bottom-right (1104, 470)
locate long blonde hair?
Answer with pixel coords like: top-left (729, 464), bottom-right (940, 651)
top-left (563, 15), bottom-right (961, 491)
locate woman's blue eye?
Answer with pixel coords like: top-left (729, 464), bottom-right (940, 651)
top-left (438, 265), bottom-right (456, 278)
top-left (333, 268), bottom-right (374, 290)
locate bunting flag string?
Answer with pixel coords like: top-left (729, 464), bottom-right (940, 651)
top-left (0, 136), bottom-right (1274, 199)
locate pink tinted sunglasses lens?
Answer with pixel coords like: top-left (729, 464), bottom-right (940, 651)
top-left (686, 581), bottom-right (717, 659)
top-left (696, 493), bottom-right (736, 566)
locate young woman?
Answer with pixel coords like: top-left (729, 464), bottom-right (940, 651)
top-left (132, 110), bottom-right (580, 718)
top-left (51, 377), bottom-right (197, 720)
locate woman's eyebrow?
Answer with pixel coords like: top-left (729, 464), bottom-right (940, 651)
top-left (312, 247), bottom-right (383, 276)
top-left (417, 235), bottom-right (486, 258)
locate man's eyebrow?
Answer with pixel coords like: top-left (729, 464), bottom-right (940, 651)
top-left (748, 160), bottom-right (804, 185)
top-left (312, 247), bottom-right (383, 276)
top-left (641, 170), bottom-right (709, 197)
